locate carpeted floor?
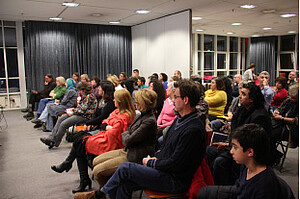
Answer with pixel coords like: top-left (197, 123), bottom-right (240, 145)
top-left (0, 110), bottom-right (298, 199)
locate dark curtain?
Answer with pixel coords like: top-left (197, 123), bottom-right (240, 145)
top-left (250, 36), bottom-right (276, 85)
top-left (24, 21), bottom-right (132, 91)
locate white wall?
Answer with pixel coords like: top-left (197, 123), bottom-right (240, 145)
top-left (132, 10), bottom-right (191, 80)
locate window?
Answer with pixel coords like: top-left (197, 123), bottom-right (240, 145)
top-left (281, 35), bottom-right (295, 51)
top-left (217, 36), bottom-right (227, 51)
top-left (204, 35), bottom-right (214, 51)
top-left (230, 37), bottom-right (238, 52)
top-left (217, 54), bottom-right (226, 69)
top-left (280, 53), bottom-right (294, 69)
top-left (204, 52), bottom-right (214, 70)
top-left (230, 53), bottom-right (238, 69)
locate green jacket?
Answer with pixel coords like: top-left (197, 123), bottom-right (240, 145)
top-left (53, 86), bottom-right (67, 100)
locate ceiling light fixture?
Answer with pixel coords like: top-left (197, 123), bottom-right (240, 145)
top-left (196, 29), bottom-right (204, 32)
top-left (240, 4), bottom-right (257, 9)
top-left (280, 13), bottom-right (297, 18)
top-left (263, 27), bottom-right (272, 30)
top-left (252, 35), bottom-right (260, 37)
top-left (192, 16), bottom-right (203, 20)
top-left (135, 10), bottom-right (150, 14)
top-left (62, 2), bottom-right (79, 7)
top-left (232, 22), bottom-right (242, 26)
top-left (91, 13), bottom-right (102, 17)
top-left (49, 17), bottom-right (62, 21)
top-left (109, 21), bottom-right (120, 24)
top-left (227, 32), bottom-right (234, 35)
top-left (288, 31), bottom-right (297, 34)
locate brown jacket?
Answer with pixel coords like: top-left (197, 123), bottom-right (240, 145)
top-left (122, 110), bottom-right (157, 164)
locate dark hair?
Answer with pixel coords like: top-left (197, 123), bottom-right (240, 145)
top-left (212, 77), bottom-right (225, 91)
top-left (191, 78), bottom-right (205, 96)
top-left (152, 73), bottom-right (159, 80)
top-left (150, 79), bottom-right (166, 114)
top-left (73, 72), bottom-right (79, 77)
top-left (220, 77), bottom-right (233, 113)
top-left (91, 76), bottom-right (101, 87)
top-left (242, 82), bottom-right (265, 108)
top-left (231, 123), bottom-right (271, 165)
top-left (120, 72), bottom-right (127, 78)
top-left (133, 69), bottom-right (139, 73)
top-left (124, 79), bottom-right (135, 95)
top-left (174, 79), bottom-right (201, 108)
top-left (275, 76), bottom-right (287, 88)
top-left (100, 81), bottom-right (115, 102)
top-left (138, 77), bottom-right (146, 85)
top-left (160, 73), bottom-right (168, 82)
top-left (76, 82), bottom-right (93, 94)
top-left (46, 73), bottom-right (54, 81)
top-left (247, 63), bottom-right (255, 70)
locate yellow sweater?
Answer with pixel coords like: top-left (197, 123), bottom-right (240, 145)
top-left (204, 89), bottom-right (227, 117)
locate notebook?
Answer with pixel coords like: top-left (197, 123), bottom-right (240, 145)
top-left (210, 132), bottom-right (229, 145)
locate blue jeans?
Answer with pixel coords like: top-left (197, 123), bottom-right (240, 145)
top-left (210, 120), bottom-right (225, 132)
top-left (102, 162), bottom-right (186, 199)
top-left (36, 99), bottom-right (54, 118)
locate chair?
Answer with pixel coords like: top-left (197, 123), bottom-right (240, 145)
top-left (276, 140), bottom-right (289, 172)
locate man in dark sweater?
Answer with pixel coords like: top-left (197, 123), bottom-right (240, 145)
top-left (23, 74), bottom-right (56, 120)
top-left (97, 79), bottom-right (206, 199)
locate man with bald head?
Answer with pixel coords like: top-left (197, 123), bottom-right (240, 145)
top-left (232, 74), bottom-right (242, 97)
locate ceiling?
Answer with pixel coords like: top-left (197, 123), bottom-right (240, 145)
top-left (0, 0), bottom-right (298, 37)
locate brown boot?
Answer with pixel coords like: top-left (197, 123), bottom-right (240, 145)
top-left (74, 191), bottom-right (96, 199)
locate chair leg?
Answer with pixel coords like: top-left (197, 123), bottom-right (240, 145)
top-left (139, 190), bottom-right (144, 199)
top-left (278, 141), bottom-right (289, 172)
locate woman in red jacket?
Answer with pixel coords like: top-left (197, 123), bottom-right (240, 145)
top-left (50, 89), bottom-right (135, 193)
top-left (270, 76), bottom-right (288, 111)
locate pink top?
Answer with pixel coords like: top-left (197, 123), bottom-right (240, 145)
top-left (157, 98), bottom-right (177, 128)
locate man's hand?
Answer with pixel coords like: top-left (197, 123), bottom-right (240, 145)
top-left (44, 81), bottom-right (49, 85)
top-left (83, 125), bottom-right (91, 131)
top-left (273, 109), bottom-right (280, 116)
top-left (211, 142), bottom-right (228, 150)
top-left (157, 125), bottom-right (163, 130)
top-left (142, 155), bottom-right (157, 166)
top-left (55, 99), bottom-right (60, 104)
top-left (226, 112), bottom-right (233, 122)
top-left (262, 79), bottom-right (268, 87)
top-left (32, 90), bottom-right (38, 94)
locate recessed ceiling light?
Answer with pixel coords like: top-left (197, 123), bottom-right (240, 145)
top-left (196, 29), bottom-right (204, 32)
top-left (62, 2), bottom-right (79, 7)
top-left (288, 31), bottom-right (297, 34)
top-left (252, 35), bottom-right (260, 37)
top-left (91, 13), bottom-right (102, 17)
top-left (49, 17), bottom-right (62, 21)
top-left (240, 4), bottom-right (257, 9)
top-left (109, 21), bottom-right (120, 24)
top-left (280, 13), bottom-right (297, 18)
top-left (192, 16), bottom-right (203, 20)
top-left (227, 32), bottom-right (234, 35)
top-left (232, 23), bottom-right (242, 26)
top-left (262, 9), bottom-right (276, 14)
top-left (263, 27), bottom-right (272, 30)
top-left (135, 10), bottom-right (150, 14)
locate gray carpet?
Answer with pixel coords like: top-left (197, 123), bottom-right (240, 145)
top-left (0, 110), bottom-right (298, 199)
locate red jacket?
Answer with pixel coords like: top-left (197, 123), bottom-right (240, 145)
top-left (270, 88), bottom-right (288, 107)
top-left (85, 109), bottom-right (132, 156)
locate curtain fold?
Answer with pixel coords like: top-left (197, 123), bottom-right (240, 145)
top-left (250, 36), bottom-right (276, 85)
top-left (24, 21), bottom-right (132, 91)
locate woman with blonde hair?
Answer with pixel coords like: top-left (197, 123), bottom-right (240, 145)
top-left (74, 88), bottom-right (157, 198)
top-left (107, 74), bottom-right (123, 91)
top-left (80, 74), bottom-right (90, 83)
top-left (50, 89), bottom-right (135, 193)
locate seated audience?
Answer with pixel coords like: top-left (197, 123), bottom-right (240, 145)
top-left (33, 76), bottom-right (66, 122)
top-left (132, 69), bottom-right (139, 78)
top-left (159, 73), bottom-right (168, 90)
top-left (94, 79), bottom-right (206, 199)
top-left (174, 70), bottom-right (182, 79)
top-left (207, 82), bottom-right (272, 185)
top-left (259, 71), bottom-right (275, 111)
top-left (40, 82), bottom-right (97, 148)
top-left (50, 89), bottom-right (135, 193)
top-left (204, 77), bottom-right (227, 121)
top-left (107, 74), bottom-right (123, 91)
top-left (270, 76), bottom-right (288, 111)
top-left (199, 124), bottom-right (286, 199)
top-left (232, 74), bottom-right (242, 98)
top-left (22, 74), bottom-right (56, 120)
top-left (91, 76), bottom-right (101, 101)
top-left (220, 76), bottom-right (233, 113)
top-left (38, 78), bottom-right (77, 132)
top-left (149, 79), bottom-right (166, 119)
top-left (91, 88), bottom-right (157, 187)
top-left (272, 84), bottom-right (299, 149)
